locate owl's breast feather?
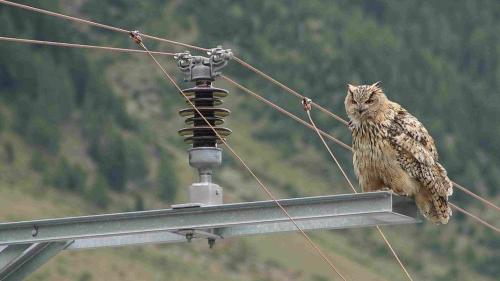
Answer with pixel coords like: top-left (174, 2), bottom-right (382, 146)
top-left (352, 124), bottom-right (399, 178)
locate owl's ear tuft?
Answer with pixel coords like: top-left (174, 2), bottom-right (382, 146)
top-left (347, 84), bottom-right (356, 94)
top-left (371, 81), bottom-right (382, 88)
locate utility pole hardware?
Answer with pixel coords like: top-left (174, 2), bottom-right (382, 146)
top-left (0, 46), bottom-right (418, 281)
top-left (174, 47), bottom-right (233, 206)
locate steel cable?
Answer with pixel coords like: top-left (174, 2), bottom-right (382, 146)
top-left (304, 108), bottom-right (414, 281)
top-left (221, 75), bottom-right (352, 151)
top-left (0, 0), bottom-right (208, 52)
top-left (230, 59), bottom-right (500, 212)
top-left (1, 0), bottom-right (495, 212)
top-left (2, 0), bottom-right (496, 263)
top-left (135, 39), bottom-right (348, 281)
top-left (223, 75), bottom-right (499, 232)
top-left (0, 36), bottom-right (175, 56)
top-left (450, 203), bottom-right (499, 233)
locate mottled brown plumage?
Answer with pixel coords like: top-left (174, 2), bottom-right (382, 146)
top-left (345, 82), bottom-right (453, 224)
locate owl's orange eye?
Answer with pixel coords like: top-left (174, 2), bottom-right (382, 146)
top-left (350, 99), bottom-right (357, 104)
top-left (366, 98), bottom-right (374, 104)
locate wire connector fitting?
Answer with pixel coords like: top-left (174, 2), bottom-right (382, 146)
top-left (129, 30), bottom-right (143, 45)
top-left (302, 97), bottom-right (312, 112)
top-left (174, 46), bottom-right (232, 82)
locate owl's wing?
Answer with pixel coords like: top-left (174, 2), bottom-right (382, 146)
top-left (387, 107), bottom-right (438, 167)
top-left (387, 106), bottom-right (453, 197)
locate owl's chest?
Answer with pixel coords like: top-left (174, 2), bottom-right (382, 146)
top-left (352, 124), bottom-right (397, 173)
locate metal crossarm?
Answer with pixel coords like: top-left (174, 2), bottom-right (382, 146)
top-left (0, 192), bottom-right (418, 280)
top-left (0, 192), bottom-right (418, 248)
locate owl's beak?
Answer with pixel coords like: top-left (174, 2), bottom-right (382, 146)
top-left (357, 107), bottom-right (366, 114)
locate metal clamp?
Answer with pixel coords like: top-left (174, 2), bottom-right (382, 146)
top-left (302, 97), bottom-right (312, 112)
top-left (129, 30), bottom-right (143, 45)
top-left (174, 46), bottom-right (232, 82)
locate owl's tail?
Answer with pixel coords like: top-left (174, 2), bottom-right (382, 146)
top-left (416, 162), bottom-right (453, 224)
top-left (434, 163), bottom-right (453, 197)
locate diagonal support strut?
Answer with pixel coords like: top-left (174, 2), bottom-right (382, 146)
top-left (0, 242), bottom-right (72, 281)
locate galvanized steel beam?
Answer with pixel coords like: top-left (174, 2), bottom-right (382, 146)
top-left (0, 242), bottom-right (72, 281)
top-left (0, 192), bottom-right (418, 248)
top-left (0, 245), bottom-right (31, 269)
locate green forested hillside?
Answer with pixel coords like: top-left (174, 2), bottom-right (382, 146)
top-left (0, 1), bottom-right (498, 280)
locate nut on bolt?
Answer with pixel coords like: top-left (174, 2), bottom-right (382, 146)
top-left (174, 51), bottom-right (192, 68)
top-left (207, 46), bottom-right (233, 62)
top-left (186, 232), bottom-right (194, 242)
top-left (208, 238), bottom-right (216, 249)
top-left (32, 225), bottom-right (39, 237)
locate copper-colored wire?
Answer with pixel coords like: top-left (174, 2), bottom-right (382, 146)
top-left (136, 41), bottom-right (348, 281)
top-left (450, 203), bottom-right (499, 233)
top-left (231, 58), bottom-right (500, 212)
top-left (221, 75), bottom-right (352, 151)
top-left (452, 183), bottom-right (499, 211)
top-left (233, 56), bottom-right (348, 126)
top-left (226, 74), bottom-right (499, 230)
top-left (1, 0), bottom-right (495, 213)
top-left (0, 0), bottom-right (208, 51)
top-left (0, 36), bottom-right (174, 56)
top-left (304, 109), bottom-right (414, 281)
top-left (2, 0), bottom-right (496, 267)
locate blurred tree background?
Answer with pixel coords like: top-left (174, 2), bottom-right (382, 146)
top-left (0, 0), bottom-right (498, 280)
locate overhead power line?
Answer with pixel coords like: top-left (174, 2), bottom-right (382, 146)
top-left (231, 57), bottom-right (500, 213)
top-left (450, 203), bottom-right (499, 233)
top-left (452, 182), bottom-right (499, 211)
top-left (233, 56), bottom-right (349, 126)
top-left (221, 75), bottom-right (352, 151)
top-left (303, 102), bottom-right (414, 281)
top-left (0, 0), bottom-right (495, 213)
top-left (225, 75), bottom-right (499, 230)
top-left (0, 36), bottom-right (175, 56)
top-left (0, 0), bottom-right (349, 276)
top-left (133, 36), bottom-right (348, 281)
top-left (0, 0), bottom-right (207, 52)
top-left (305, 107), bottom-right (499, 235)
top-left (0, 0), bottom-right (496, 275)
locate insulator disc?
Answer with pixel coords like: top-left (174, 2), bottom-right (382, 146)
top-left (181, 86), bottom-right (229, 98)
top-left (185, 116), bottom-right (224, 125)
top-left (186, 97), bottom-right (223, 106)
top-left (178, 127), bottom-right (232, 137)
top-left (179, 107), bottom-right (230, 117)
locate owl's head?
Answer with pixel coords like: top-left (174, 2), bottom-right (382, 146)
top-left (344, 81), bottom-right (387, 122)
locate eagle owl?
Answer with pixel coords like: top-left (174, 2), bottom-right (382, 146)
top-left (345, 82), bottom-right (453, 224)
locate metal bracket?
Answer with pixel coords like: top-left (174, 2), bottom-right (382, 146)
top-left (174, 46), bottom-right (232, 82)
